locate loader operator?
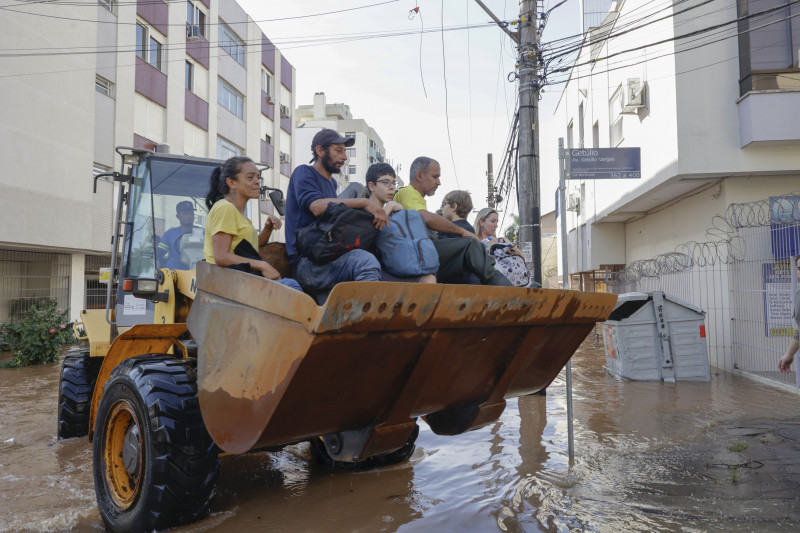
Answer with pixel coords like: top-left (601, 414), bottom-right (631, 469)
top-left (157, 200), bottom-right (202, 270)
top-left (393, 156), bottom-right (512, 286)
top-left (285, 128), bottom-right (385, 297)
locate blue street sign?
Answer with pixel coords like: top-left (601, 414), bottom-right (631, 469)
top-left (566, 148), bottom-right (641, 179)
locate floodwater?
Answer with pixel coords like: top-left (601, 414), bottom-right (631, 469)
top-left (2, 335), bottom-right (800, 532)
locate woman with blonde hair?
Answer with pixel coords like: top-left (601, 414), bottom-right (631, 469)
top-left (473, 208), bottom-right (530, 287)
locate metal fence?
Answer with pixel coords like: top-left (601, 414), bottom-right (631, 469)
top-left (605, 195), bottom-right (800, 389)
top-left (85, 254), bottom-right (113, 310)
top-left (0, 249), bottom-right (71, 323)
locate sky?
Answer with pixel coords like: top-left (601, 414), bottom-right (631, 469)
top-left (240, 0), bottom-right (581, 228)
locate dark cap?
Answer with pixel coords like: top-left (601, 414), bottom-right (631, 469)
top-left (176, 200), bottom-right (194, 213)
top-left (311, 129), bottom-right (355, 153)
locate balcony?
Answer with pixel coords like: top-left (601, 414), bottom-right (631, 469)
top-left (738, 88), bottom-right (800, 147)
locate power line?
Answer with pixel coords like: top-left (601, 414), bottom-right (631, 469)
top-left (0, 0), bottom-right (402, 25)
top-left (0, 22), bottom-right (496, 58)
top-left (441, 2), bottom-right (461, 189)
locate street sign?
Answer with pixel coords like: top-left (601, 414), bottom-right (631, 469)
top-left (565, 148), bottom-right (641, 180)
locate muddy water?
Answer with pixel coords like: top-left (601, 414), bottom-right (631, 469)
top-left (2, 336), bottom-right (800, 532)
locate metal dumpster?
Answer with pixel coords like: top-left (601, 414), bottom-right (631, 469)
top-left (601, 291), bottom-right (710, 382)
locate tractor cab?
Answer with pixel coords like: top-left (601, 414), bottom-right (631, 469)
top-left (105, 148), bottom-right (222, 328)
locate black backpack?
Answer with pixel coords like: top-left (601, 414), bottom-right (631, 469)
top-left (296, 202), bottom-right (378, 263)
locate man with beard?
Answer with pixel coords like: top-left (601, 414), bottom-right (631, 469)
top-left (285, 129), bottom-right (387, 298)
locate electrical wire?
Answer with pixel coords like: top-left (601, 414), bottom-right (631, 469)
top-left (441, 1), bottom-right (461, 189)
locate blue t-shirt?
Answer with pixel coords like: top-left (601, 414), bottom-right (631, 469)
top-left (438, 218), bottom-right (475, 239)
top-left (285, 165), bottom-right (338, 263)
top-left (157, 226), bottom-right (201, 269)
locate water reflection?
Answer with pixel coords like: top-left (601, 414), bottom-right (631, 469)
top-left (2, 339), bottom-right (800, 532)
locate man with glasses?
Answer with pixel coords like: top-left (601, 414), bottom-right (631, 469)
top-left (393, 157), bottom-right (511, 286)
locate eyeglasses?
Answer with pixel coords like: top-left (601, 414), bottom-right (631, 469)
top-left (376, 179), bottom-right (397, 188)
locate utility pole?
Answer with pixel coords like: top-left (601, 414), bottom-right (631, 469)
top-left (475, 0), bottom-right (542, 285)
top-left (487, 153), bottom-right (495, 209)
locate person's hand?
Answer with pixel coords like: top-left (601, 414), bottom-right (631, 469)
top-left (364, 202), bottom-right (389, 230)
top-left (384, 201), bottom-right (403, 214)
top-left (255, 260), bottom-right (281, 280)
top-left (779, 352), bottom-right (794, 372)
top-left (264, 215), bottom-right (282, 231)
top-left (463, 230), bottom-right (479, 240)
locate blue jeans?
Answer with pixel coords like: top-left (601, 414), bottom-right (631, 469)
top-left (293, 250), bottom-right (381, 295)
top-left (274, 278), bottom-right (303, 291)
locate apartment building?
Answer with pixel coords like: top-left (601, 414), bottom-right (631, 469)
top-left (0, 0), bottom-right (295, 322)
top-left (554, 0), bottom-right (800, 373)
top-left (295, 92), bottom-right (390, 191)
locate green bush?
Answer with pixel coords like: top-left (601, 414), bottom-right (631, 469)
top-left (0, 300), bottom-right (75, 368)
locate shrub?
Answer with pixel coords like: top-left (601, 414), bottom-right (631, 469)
top-left (0, 300), bottom-right (75, 368)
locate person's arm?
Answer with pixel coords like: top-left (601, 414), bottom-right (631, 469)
top-left (212, 232), bottom-right (281, 280)
top-left (258, 215), bottom-right (282, 246)
top-left (308, 197), bottom-right (389, 229)
top-left (382, 200), bottom-right (403, 216)
top-left (417, 209), bottom-right (477, 238)
top-left (779, 332), bottom-right (800, 372)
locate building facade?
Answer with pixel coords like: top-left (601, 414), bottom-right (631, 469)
top-left (295, 92), bottom-right (389, 191)
top-left (554, 0), bottom-right (800, 375)
top-left (0, 0), bottom-right (295, 322)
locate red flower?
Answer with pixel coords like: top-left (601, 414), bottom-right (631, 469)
top-left (60, 324), bottom-right (66, 329)
top-left (49, 328), bottom-right (56, 333)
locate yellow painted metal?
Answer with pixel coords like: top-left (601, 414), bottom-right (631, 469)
top-left (153, 268), bottom-right (176, 325)
top-left (88, 324), bottom-right (189, 439)
top-left (188, 261), bottom-right (618, 456)
top-left (102, 400), bottom-right (141, 509)
top-left (174, 269), bottom-right (197, 300)
top-left (79, 309), bottom-right (112, 357)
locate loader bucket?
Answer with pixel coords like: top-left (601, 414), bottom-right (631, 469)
top-left (187, 262), bottom-right (617, 457)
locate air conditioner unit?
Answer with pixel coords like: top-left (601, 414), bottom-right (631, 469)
top-left (279, 152), bottom-right (290, 164)
top-left (621, 78), bottom-right (646, 114)
top-left (279, 104), bottom-right (290, 118)
top-left (186, 24), bottom-right (202, 41)
top-left (567, 192), bottom-right (580, 212)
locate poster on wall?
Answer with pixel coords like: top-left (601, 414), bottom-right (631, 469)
top-left (763, 260), bottom-right (794, 337)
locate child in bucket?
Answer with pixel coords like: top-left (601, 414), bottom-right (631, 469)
top-left (365, 163), bottom-right (437, 284)
top-left (203, 156), bottom-right (302, 291)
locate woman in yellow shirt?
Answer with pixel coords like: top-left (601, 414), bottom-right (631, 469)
top-left (204, 156), bottom-right (301, 291)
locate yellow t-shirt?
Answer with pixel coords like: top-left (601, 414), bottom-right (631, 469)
top-left (203, 199), bottom-right (258, 264)
top-left (394, 186), bottom-right (427, 211)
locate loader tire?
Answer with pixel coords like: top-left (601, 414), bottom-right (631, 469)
top-left (57, 348), bottom-right (102, 439)
top-left (310, 423), bottom-right (419, 470)
top-left (92, 355), bottom-right (219, 533)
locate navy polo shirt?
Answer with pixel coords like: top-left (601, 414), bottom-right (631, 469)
top-left (285, 165), bottom-right (338, 264)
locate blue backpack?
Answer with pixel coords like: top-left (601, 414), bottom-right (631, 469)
top-left (376, 210), bottom-right (439, 277)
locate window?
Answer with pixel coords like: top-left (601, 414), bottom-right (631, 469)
top-left (593, 121), bottom-right (599, 148)
top-left (737, 0), bottom-right (800, 94)
top-left (219, 21), bottom-right (245, 66)
top-left (345, 132), bottom-right (355, 139)
top-left (216, 136), bottom-right (242, 160)
top-left (218, 78), bottom-right (244, 119)
top-left (186, 1), bottom-right (206, 37)
top-left (265, 134), bottom-right (272, 144)
top-left (98, 0), bottom-right (114, 13)
top-left (262, 69), bottom-right (273, 96)
top-left (136, 23), bottom-right (146, 60)
top-left (95, 75), bottom-right (113, 97)
top-left (578, 102), bottom-right (585, 148)
top-left (349, 165), bottom-right (356, 175)
top-left (185, 61), bottom-right (194, 91)
top-left (136, 22), bottom-right (164, 71)
top-left (609, 86), bottom-right (624, 146)
top-left (346, 148), bottom-right (356, 158)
